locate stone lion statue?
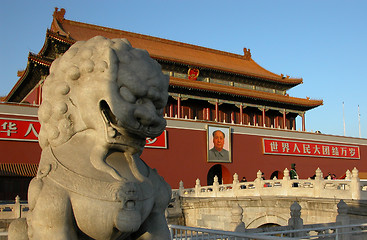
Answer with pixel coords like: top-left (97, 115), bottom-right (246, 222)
top-left (9, 36), bottom-right (172, 240)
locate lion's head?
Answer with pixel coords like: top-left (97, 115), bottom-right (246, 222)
top-left (38, 36), bottom-right (169, 154)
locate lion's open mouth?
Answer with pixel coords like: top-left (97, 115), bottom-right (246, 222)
top-left (100, 100), bottom-right (118, 125)
top-left (99, 100), bottom-right (147, 149)
top-left (99, 100), bottom-right (165, 139)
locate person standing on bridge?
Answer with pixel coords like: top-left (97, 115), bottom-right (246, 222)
top-left (290, 163), bottom-right (298, 179)
top-left (290, 163), bottom-right (299, 187)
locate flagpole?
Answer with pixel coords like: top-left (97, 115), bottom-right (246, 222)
top-left (358, 105), bottom-right (361, 138)
top-left (343, 102), bottom-right (346, 136)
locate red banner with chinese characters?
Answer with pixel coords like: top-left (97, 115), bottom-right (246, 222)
top-left (0, 118), bottom-right (40, 142)
top-left (0, 116), bottom-right (168, 147)
top-left (145, 130), bottom-right (167, 148)
top-left (263, 138), bottom-right (360, 159)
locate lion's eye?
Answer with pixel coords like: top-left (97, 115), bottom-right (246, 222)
top-left (119, 87), bottom-right (136, 103)
top-left (136, 98), bottom-right (144, 105)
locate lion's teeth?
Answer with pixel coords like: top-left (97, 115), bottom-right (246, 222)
top-left (126, 200), bottom-right (135, 209)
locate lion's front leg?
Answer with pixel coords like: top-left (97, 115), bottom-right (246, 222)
top-left (28, 179), bottom-right (78, 240)
top-left (130, 211), bottom-right (171, 240)
top-left (130, 176), bottom-right (172, 240)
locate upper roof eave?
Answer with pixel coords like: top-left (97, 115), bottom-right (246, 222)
top-left (51, 8), bottom-right (303, 87)
top-left (38, 29), bottom-right (75, 56)
top-left (153, 56), bottom-right (303, 86)
top-left (169, 77), bottom-right (323, 109)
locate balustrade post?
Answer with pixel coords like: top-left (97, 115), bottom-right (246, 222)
top-left (195, 178), bottom-right (201, 197)
top-left (283, 168), bottom-right (290, 180)
top-left (14, 195), bottom-right (21, 219)
top-left (213, 176), bottom-right (220, 196)
top-left (345, 170), bottom-right (351, 180)
top-left (254, 170), bottom-right (263, 195)
top-left (314, 168), bottom-right (323, 198)
top-left (256, 170), bottom-right (263, 180)
top-left (179, 180), bottom-right (184, 196)
top-left (233, 173), bottom-right (239, 196)
top-left (288, 201), bottom-right (304, 237)
top-left (283, 168), bottom-right (290, 196)
top-left (336, 200), bottom-right (350, 240)
top-left (351, 167), bottom-right (361, 200)
top-left (315, 167), bottom-right (323, 180)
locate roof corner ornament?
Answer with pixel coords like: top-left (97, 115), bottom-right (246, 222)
top-left (53, 7), bottom-right (66, 22)
top-left (243, 48), bottom-right (251, 60)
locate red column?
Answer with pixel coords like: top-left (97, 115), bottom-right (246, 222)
top-left (262, 108), bottom-right (266, 127)
top-left (215, 101), bottom-right (219, 122)
top-left (169, 104), bottom-right (173, 117)
top-left (38, 79), bottom-right (45, 105)
top-left (37, 84), bottom-right (42, 105)
top-left (239, 104), bottom-right (243, 124)
top-left (302, 113), bottom-right (306, 131)
top-left (253, 114), bottom-right (257, 126)
top-left (177, 96), bottom-right (181, 118)
top-left (283, 110), bottom-right (287, 129)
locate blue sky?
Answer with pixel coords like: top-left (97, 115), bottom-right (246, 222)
top-left (1, 1), bottom-right (366, 138)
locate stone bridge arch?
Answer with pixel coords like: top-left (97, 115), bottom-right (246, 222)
top-left (178, 197), bottom-right (359, 232)
top-left (246, 214), bottom-right (288, 229)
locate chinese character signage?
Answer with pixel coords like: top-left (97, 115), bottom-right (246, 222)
top-left (145, 130), bottom-right (167, 149)
top-left (0, 118), bottom-right (40, 142)
top-left (0, 116), bottom-right (168, 147)
top-left (263, 138), bottom-right (360, 159)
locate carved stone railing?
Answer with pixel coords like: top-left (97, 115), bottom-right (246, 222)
top-left (169, 222), bottom-right (367, 240)
top-left (0, 195), bottom-right (29, 220)
top-left (178, 168), bottom-right (367, 200)
top-left (169, 201), bottom-right (367, 240)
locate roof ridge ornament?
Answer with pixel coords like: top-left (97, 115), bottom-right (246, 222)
top-left (52, 8), bottom-right (71, 39)
top-left (243, 48), bottom-right (251, 60)
top-left (53, 7), bottom-right (66, 22)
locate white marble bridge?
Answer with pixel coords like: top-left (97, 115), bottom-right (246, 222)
top-left (178, 167), bottom-right (367, 200)
top-left (165, 168), bottom-right (367, 233)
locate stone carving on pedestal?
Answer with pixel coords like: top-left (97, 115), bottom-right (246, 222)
top-left (9, 36), bottom-right (172, 240)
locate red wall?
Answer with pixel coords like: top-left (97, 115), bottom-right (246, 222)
top-left (23, 85), bottom-right (41, 105)
top-left (142, 126), bottom-right (367, 189)
top-left (0, 107), bottom-right (365, 191)
top-left (0, 141), bottom-right (41, 164)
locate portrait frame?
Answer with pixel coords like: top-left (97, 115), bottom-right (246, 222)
top-left (206, 125), bottom-right (231, 163)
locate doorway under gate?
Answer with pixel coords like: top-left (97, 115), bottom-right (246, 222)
top-left (207, 164), bottom-right (231, 185)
